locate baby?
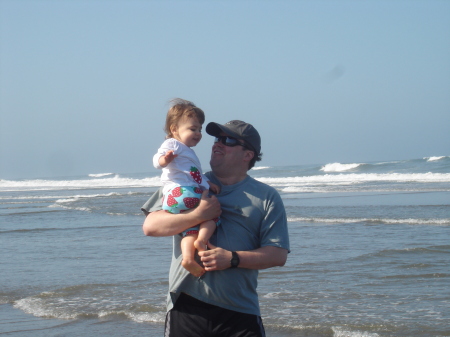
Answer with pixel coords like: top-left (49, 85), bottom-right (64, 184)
top-left (153, 98), bottom-right (220, 277)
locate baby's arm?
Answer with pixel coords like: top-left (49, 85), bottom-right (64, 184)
top-left (158, 150), bottom-right (178, 167)
top-left (208, 181), bottom-right (220, 194)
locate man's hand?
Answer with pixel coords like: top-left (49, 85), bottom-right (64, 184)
top-left (199, 243), bottom-right (288, 271)
top-left (198, 242), bottom-right (232, 271)
top-left (158, 150), bottom-right (177, 167)
top-left (208, 181), bottom-right (221, 195)
top-left (192, 190), bottom-right (222, 223)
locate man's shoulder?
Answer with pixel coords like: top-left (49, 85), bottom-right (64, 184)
top-left (247, 175), bottom-right (278, 192)
top-left (240, 176), bottom-right (282, 201)
top-left (205, 172), bottom-right (278, 191)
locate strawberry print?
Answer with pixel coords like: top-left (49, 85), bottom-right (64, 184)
top-left (183, 197), bottom-right (200, 209)
top-left (166, 194), bottom-right (178, 207)
top-left (171, 187), bottom-right (184, 197)
top-left (193, 187), bottom-right (202, 194)
top-left (189, 166), bottom-right (202, 184)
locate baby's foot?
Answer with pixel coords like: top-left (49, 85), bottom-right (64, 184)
top-left (182, 259), bottom-right (205, 277)
top-left (194, 239), bottom-right (208, 252)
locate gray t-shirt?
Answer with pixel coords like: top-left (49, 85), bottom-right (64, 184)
top-left (141, 171), bottom-right (290, 316)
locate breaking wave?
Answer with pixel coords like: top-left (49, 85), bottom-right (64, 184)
top-left (88, 173), bottom-right (114, 178)
top-left (0, 175), bottom-right (161, 192)
top-left (252, 166), bottom-right (270, 170)
top-left (425, 156), bottom-right (448, 162)
top-left (321, 163), bottom-right (363, 172)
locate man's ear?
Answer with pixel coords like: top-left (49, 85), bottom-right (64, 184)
top-left (243, 149), bottom-right (255, 162)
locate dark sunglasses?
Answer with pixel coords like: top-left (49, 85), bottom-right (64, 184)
top-left (214, 136), bottom-right (249, 149)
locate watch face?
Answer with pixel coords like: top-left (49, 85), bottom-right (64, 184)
top-left (231, 252), bottom-right (239, 267)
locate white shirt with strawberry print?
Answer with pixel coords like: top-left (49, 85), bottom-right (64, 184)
top-left (153, 138), bottom-right (210, 194)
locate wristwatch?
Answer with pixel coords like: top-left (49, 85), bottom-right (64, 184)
top-left (230, 251), bottom-right (240, 268)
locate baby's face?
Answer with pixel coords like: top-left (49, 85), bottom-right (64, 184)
top-left (173, 116), bottom-right (203, 148)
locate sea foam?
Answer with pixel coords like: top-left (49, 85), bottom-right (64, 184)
top-left (2, 172), bottom-right (449, 193)
top-left (54, 192), bottom-right (123, 203)
top-left (258, 172), bottom-right (450, 185)
top-left (252, 166), bottom-right (270, 170)
top-left (321, 163), bottom-right (362, 172)
top-left (287, 217), bottom-right (450, 225)
top-left (332, 326), bottom-right (380, 337)
top-left (88, 173), bottom-right (114, 177)
top-left (425, 156), bottom-right (447, 162)
top-left (0, 175), bottom-right (161, 192)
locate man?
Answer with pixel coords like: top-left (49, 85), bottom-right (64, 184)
top-left (142, 120), bottom-right (290, 337)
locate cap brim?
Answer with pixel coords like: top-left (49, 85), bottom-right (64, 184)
top-left (206, 122), bottom-right (241, 140)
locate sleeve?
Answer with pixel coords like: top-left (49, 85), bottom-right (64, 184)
top-left (153, 152), bottom-right (163, 169)
top-left (260, 190), bottom-right (290, 252)
top-left (141, 188), bottom-right (164, 216)
top-left (153, 139), bottom-right (179, 170)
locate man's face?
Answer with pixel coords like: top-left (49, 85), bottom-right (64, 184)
top-left (210, 133), bottom-right (248, 171)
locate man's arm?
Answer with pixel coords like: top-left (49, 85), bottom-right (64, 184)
top-left (142, 190), bottom-right (222, 237)
top-left (198, 244), bottom-right (288, 271)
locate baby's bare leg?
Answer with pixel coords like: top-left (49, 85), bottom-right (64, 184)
top-left (194, 220), bottom-right (216, 252)
top-left (181, 233), bottom-right (205, 277)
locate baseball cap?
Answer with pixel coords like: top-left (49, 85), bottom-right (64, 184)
top-left (206, 120), bottom-right (261, 155)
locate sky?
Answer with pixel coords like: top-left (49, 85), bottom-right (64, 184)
top-left (1, 0), bottom-right (449, 179)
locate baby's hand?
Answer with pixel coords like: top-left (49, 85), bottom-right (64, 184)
top-left (208, 181), bottom-right (220, 194)
top-left (159, 150), bottom-right (177, 167)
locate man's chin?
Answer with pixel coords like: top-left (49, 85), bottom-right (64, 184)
top-left (209, 157), bottom-right (221, 168)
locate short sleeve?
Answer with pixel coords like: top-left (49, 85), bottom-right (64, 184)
top-left (141, 188), bottom-right (164, 215)
top-left (260, 190), bottom-right (290, 252)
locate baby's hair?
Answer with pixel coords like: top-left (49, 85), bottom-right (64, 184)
top-left (164, 98), bottom-right (205, 139)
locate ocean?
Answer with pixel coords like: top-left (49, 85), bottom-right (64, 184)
top-left (1, 156), bottom-right (449, 337)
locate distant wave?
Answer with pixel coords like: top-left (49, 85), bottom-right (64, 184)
top-left (2, 172), bottom-right (449, 192)
top-left (1, 191), bottom-right (143, 201)
top-left (88, 173), bottom-right (114, 178)
top-left (252, 166), bottom-right (270, 170)
top-left (48, 192), bottom-right (133, 213)
top-left (287, 217), bottom-right (450, 225)
top-left (320, 162), bottom-right (362, 172)
top-left (0, 176), bottom-right (161, 192)
top-left (0, 224), bottom-right (124, 234)
top-left (259, 172), bottom-right (450, 185)
top-left (425, 156), bottom-right (448, 162)
top-left (54, 192), bottom-right (123, 203)
top-left (0, 194), bottom-right (69, 200)
top-left (259, 172), bottom-right (450, 193)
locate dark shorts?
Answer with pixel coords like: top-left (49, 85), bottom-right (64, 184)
top-left (164, 293), bottom-right (266, 337)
